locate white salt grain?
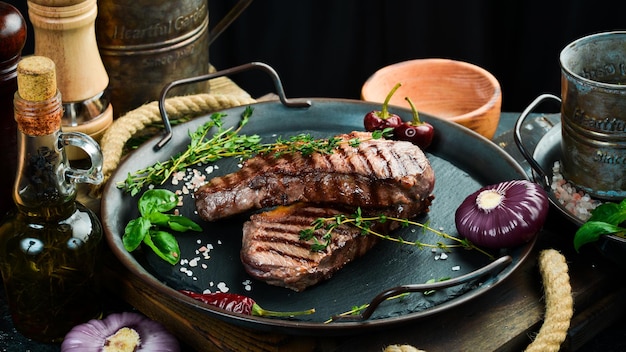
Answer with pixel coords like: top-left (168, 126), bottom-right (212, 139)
top-left (217, 282), bottom-right (229, 292)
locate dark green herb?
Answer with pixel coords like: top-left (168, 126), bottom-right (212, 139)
top-left (299, 207), bottom-right (494, 259)
top-left (573, 198), bottom-right (626, 251)
top-left (118, 107), bottom-right (382, 196)
top-left (123, 189), bottom-right (202, 265)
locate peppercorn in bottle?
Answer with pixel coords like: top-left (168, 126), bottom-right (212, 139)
top-left (0, 56), bottom-right (105, 343)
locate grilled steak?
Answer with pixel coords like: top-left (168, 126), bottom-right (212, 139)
top-left (241, 202), bottom-right (430, 291)
top-left (195, 131), bottom-right (435, 221)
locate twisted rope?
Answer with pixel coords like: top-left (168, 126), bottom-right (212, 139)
top-left (90, 93), bottom-right (255, 196)
top-left (525, 249), bottom-right (573, 352)
top-left (384, 345), bottom-right (426, 352)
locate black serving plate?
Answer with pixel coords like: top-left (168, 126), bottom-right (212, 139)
top-left (101, 97), bottom-right (535, 334)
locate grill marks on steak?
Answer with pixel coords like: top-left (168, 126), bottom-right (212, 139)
top-left (195, 132), bottom-right (435, 221)
top-left (241, 203), bottom-right (427, 292)
top-left (195, 131), bottom-right (435, 291)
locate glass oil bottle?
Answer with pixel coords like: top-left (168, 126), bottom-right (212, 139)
top-left (0, 56), bottom-right (105, 343)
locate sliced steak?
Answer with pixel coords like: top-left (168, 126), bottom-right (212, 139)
top-left (195, 132), bottom-right (435, 221)
top-left (241, 200), bottom-right (431, 292)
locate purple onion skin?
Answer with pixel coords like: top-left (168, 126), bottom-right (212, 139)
top-left (455, 180), bottom-right (549, 248)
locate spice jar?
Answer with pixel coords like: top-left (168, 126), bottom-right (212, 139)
top-left (0, 56), bottom-right (104, 343)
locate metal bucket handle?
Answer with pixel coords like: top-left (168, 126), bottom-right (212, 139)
top-left (513, 93), bottom-right (561, 189)
top-left (156, 62), bottom-right (312, 149)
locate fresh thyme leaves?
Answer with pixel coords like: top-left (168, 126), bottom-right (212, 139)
top-left (117, 107), bottom-right (381, 195)
top-left (118, 108), bottom-right (255, 196)
top-left (123, 189), bottom-right (202, 265)
top-left (573, 198), bottom-right (626, 251)
top-left (298, 207), bottom-right (494, 259)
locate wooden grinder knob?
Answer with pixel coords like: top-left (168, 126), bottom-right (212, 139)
top-left (27, 0), bottom-right (109, 102)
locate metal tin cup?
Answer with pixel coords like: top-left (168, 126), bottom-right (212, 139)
top-left (95, 0), bottom-right (252, 117)
top-left (559, 31), bottom-right (626, 200)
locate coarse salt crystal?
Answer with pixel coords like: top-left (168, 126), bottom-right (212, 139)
top-left (217, 282), bottom-right (229, 292)
top-left (452, 266), bottom-right (461, 271)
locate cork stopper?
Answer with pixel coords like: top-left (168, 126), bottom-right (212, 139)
top-left (17, 56), bottom-right (57, 102)
top-left (14, 56), bottom-right (63, 136)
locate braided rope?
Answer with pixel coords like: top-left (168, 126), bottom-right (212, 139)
top-left (525, 249), bottom-right (573, 352)
top-left (384, 345), bottom-right (426, 352)
top-left (90, 93), bottom-right (255, 196)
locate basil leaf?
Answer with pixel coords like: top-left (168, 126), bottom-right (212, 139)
top-left (138, 189), bottom-right (178, 216)
top-left (588, 203), bottom-right (621, 223)
top-left (167, 215), bottom-right (202, 232)
top-left (144, 230), bottom-right (181, 265)
top-left (123, 217), bottom-right (151, 252)
top-left (147, 212), bottom-right (170, 226)
top-left (574, 221), bottom-right (625, 252)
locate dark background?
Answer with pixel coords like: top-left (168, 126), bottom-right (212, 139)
top-left (11, 0), bottom-right (626, 112)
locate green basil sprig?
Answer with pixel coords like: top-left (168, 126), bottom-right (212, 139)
top-left (574, 198), bottom-right (626, 251)
top-left (123, 189), bottom-right (202, 264)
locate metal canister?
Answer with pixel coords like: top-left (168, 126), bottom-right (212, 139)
top-left (95, 0), bottom-right (253, 117)
top-left (560, 31), bottom-right (626, 200)
top-left (96, 0), bottom-right (210, 116)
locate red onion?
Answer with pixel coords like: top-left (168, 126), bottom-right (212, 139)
top-left (455, 180), bottom-right (549, 248)
top-left (61, 312), bottom-right (180, 352)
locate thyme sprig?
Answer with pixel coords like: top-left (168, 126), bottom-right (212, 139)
top-left (298, 207), bottom-right (494, 259)
top-left (118, 107), bottom-right (385, 196)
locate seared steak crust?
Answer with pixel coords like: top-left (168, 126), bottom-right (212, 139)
top-left (195, 132), bottom-right (435, 221)
top-left (241, 202), bottom-right (429, 292)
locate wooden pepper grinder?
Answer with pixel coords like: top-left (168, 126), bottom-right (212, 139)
top-left (0, 2), bottom-right (27, 217)
top-left (27, 0), bottom-right (113, 160)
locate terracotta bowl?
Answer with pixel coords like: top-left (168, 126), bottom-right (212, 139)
top-left (361, 59), bottom-right (502, 139)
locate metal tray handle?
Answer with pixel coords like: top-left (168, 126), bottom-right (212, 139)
top-left (156, 62), bottom-right (312, 149)
top-left (330, 255), bottom-right (512, 322)
top-left (513, 93), bottom-right (561, 189)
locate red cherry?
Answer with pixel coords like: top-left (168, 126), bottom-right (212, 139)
top-left (394, 121), bottom-right (434, 148)
top-left (364, 83), bottom-right (403, 132)
top-left (393, 97), bottom-right (434, 148)
top-left (364, 112), bottom-right (402, 131)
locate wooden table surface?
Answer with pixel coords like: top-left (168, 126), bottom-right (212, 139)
top-left (99, 110), bottom-right (626, 352)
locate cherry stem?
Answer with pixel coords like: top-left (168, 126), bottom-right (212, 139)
top-left (381, 82), bottom-right (402, 119)
top-left (405, 96), bottom-right (422, 125)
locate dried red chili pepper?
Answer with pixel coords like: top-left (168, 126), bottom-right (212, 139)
top-left (179, 290), bottom-right (315, 317)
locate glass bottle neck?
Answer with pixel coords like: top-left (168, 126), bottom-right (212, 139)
top-left (13, 130), bottom-right (77, 219)
top-left (13, 90), bottom-right (76, 220)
